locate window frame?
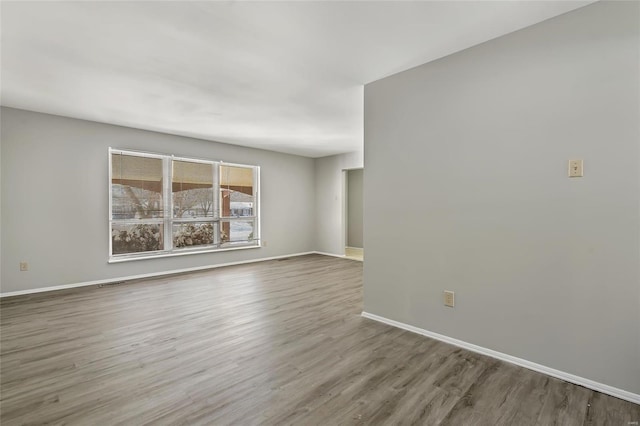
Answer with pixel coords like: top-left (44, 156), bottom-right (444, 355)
top-left (109, 148), bottom-right (260, 263)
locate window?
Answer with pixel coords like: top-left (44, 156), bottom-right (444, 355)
top-left (109, 149), bottom-right (259, 261)
top-left (220, 165), bottom-right (256, 244)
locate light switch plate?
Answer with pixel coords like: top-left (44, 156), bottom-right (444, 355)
top-left (569, 159), bottom-right (583, 177)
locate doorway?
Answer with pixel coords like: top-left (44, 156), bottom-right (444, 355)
top-left (345, 168), bottom-right (363, 261)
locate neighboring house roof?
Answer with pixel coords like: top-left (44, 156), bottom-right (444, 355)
top-left (229, 190), bottom-right (253, 202)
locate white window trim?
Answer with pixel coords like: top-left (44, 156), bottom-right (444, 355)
top-left (109, 148), bottom-right (261, 263)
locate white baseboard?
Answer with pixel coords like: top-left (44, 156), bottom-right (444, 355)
top-left (361, 311), bottom-right (640, 405)
top-left (0, 252), bottom-right (316, 298)
top-left (314, 251), bottom-right (347, 259)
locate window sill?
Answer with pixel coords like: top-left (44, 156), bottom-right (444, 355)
top-left (108, 243), bottom-right (261, 263)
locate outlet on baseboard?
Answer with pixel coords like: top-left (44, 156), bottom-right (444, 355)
top-left (20, 262), bottom-right (29, 272)
top-left (444, 290), bottom-right (454, 308)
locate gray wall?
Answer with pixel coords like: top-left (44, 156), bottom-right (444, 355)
top-left (315, 151), bottom-right (363, 255)
top-left (347, 168), bottom-right (363, 248)
top-left (1, 107), bottom-right (316, 293)
top-left (364, 1), bottom-right (639, 395)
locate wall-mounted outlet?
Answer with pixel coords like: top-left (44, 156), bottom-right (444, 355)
top-left (262, 240), bottom-right (267, 247)
top-left (444, 290), bottom-right (455, 308)
top-left (19, 262), bottom-right (29, 272)
top-left (568, 159), bottom-right (584, 177)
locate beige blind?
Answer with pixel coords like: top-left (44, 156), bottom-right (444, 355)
top-left (220, 165), bottom-right (254, 195)
top-left (111, 153), bottom-right (163, 193)
top-left (172, 160), bottom-right (213, 191)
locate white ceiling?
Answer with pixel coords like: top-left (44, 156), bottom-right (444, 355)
top-left (1, 1), bottom-right (592, 157)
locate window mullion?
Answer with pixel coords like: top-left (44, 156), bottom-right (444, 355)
top-left (164, 156), bottom-right (173, 251)
top-left (213, 162), bottom-right (220, 246)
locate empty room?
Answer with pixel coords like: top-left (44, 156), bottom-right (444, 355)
top-left (1, 1), bottom-right (639, 424)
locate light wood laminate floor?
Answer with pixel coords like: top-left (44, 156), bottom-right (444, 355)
top-left (345, 247), bottom-right (364, 261)
top-left (1, 254), bottom-right (638, 425)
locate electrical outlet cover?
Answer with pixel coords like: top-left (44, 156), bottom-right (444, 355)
top-left (444, 291), bottom-right (454, 307)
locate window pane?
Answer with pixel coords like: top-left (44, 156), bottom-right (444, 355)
top-left (173, 222), bottom-right (215, 248)
top-left (112, 154), bottom-right (163, 219)
top-left (111, 223), bottom-right (163, 255)
top-left (222, 189), bottom-right (255, 217)
top-left (172, 160), bottom-right (214, 219)
top-left (221, 220), bottom-right (255, 244)
top-left (220, 165), bottom-right (254, 218)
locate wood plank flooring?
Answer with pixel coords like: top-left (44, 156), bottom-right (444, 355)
top-left (1, 254), bottom-right (638, 425)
